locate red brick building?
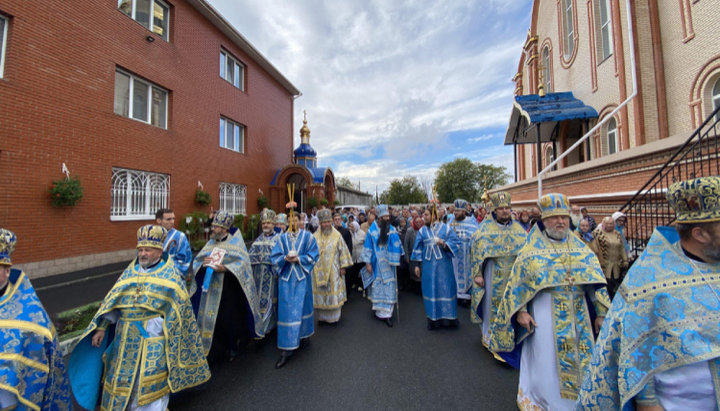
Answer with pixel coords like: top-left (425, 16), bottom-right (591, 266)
top-left (0, 0), bottom-right (300, 277)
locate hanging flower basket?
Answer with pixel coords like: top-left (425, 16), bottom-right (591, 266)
top-left (49, 177), bottom-right (84, 207)
top-left (195, 188), bottom-right (212, 205)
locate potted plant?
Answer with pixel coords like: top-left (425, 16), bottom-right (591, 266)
top-left (49, 177), bottom-right (84, 207)
top-left (195, 188), bottom-right (212, 205)
top-left (257, 195), bottom-right (269, 210)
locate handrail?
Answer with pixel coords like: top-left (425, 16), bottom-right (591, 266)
top-left (537, 0), bottom-right (637, 198)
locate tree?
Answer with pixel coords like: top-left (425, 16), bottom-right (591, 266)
top-left (379, 176), bottom-right (427, 205)
top-left (335, 176), bottom-right (358, 190)
top-left (434, 158), bottom-right (511, 203)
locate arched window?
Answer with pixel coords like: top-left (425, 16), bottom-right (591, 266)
top-left (542, 46), bottom-right (552, 92)
top-left (713, 77), bottom-right (720, 121)
top-left (607, 117), bottom-right (618, 155)
top-left (562, 0), bottom-right (574, 58)
top-left (544, 145), bottom-right (555, 168)
top-left (598, 0), bottom-right (613, 61)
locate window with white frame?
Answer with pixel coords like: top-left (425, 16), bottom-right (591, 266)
top-left (219, 183), bottom-right (246, 215)
top-left (111, 168), bottom-right (169, 220)
top-left (114, 69), bottom-right (168, 129)
top-left (118, 0), bottom-right (169, 40)
top-left (0, 15), bottom-right (7, 78)
top-left (542, 46), bottom-right (552, 92)
top-left (220, 49), bottom-right (245, 91)
top-left (562, 0), bottom-right (574, 57)
top-left (544, 145), bottom-right (555, 168)
top-left (219, 117), bottom-right (245, 153)
top-left (598, 0), bottom-right (613, 61)
top-left (607, 117), bottom-right (618, 155)
top-left (713, 77), bottom-right (720, 121)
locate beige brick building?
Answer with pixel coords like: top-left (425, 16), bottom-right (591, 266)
top-left (500, 0), bottom-right (720, 217)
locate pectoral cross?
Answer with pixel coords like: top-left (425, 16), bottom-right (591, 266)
top-left (134, 286), bottom-right (142, 305)
top-left (565, 270), bottom-right (575, 286)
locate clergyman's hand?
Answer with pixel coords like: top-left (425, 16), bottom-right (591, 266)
top-left (516, 311), bottom-right (537, 333)
top-left (91, 329), bottom-right (105, 347)
top-left (414, 266), bottom-right (421, 278)
top-left (473, 276), bottom-right (484, 287)
top-left (594, 316), bottom-right (605, 334)
top-left (365, 263), bottom-right (373, 275)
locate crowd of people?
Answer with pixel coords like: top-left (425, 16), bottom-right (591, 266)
top-left (1, 176), bottom-right (719, 410)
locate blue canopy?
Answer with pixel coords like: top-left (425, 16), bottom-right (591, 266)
top-left (504, 92), bottom-right (598, 145)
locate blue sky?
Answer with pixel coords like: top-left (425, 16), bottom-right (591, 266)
top-left (207, 0), bottom-right (532, 193)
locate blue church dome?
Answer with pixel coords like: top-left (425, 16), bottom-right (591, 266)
top-left (294, 143), bottom-right (316, 157)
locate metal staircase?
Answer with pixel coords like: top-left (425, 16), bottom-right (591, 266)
top-left (620, 105), bottom-right (720, 259)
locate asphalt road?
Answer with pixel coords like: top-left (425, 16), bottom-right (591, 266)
top-left (170, 289), bottom-right (519, 410)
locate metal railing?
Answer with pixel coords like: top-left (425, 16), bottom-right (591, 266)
top-left (619, 105), bottom-right (720, 259)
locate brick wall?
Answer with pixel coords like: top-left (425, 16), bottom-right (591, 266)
top-left (0, 0), bottom-right (295, 273)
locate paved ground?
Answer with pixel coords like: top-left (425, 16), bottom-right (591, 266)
top-left (169, 289), bottom-right (519, 410)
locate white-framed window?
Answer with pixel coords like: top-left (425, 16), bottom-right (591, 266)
top-left (111, 168), bottom-right (169, 220)
top-left (713, 77), bottom-right (720, 121)
top-left (598, 0), bottom-right (613, 61)
top-left (219, 117), bottom-right (245, 153)
top-left (219, 183), bottom-right (246, 215)
top-left (542, 46), bottom-right (552, 92)
top-left (114, 69), bottom-right (168, 129)
top-left (118, 0), bottom-right (169, 40)
top-left (563, 0), bottom-right (574, 57)
top-left (220, 49), bottom-right (245, 91)
top-left (544, 145), bottom-right (555, 168)
top-left (607, 117), bottom-right (618, 155)
top-left (0, 14), bottom-right (8, 78)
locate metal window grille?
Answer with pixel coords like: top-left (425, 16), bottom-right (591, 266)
top-left (111, 168), bottom-right (169, 219)
top-left (219, 183), bottom-right (246, 215)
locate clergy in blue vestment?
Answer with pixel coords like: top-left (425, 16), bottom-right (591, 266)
top-left (578, 176), bottom-right (720, 410)
top-left (360, 205), bottom-right (403, 327)
top-left (69, 225), bottom-right (209, 411)
top-left (449, 199), bottom-right (478, 306)
top-left (491, 193), bottom-right (609, 410)
top-left (155, 208), bottom-right (192, 279)
top-left (191, 211), bottom-right (262, 363)
top-left (248, 209), bottom-right (280, 336)
top-left (270, 211), bottom-right (319, 369)
top-left (412, 206), bottom-right (460, 330)
top-left (0, 229), bottom-right (71, 410)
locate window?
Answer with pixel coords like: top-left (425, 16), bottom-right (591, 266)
top-left (598, 0), bottom-right (613, 60)
top-left (111, 168), bottom-right (169, 220)
top-left (607, 117), bottom-right (618, 155)
top-left (542, 46), bottom-right (552, 92)
top-left (713, 77), bottom-right (720, 121)
top-left (220, 49), bottom-right (245, 90)
top-left (562, 0), bottom-right (574, 57)
top-left (0, 15), bottom-right (7, 78)
top-left (118, 0), bottom-right (169, 41)
top-left (219, 117), bottom-right (245, 153)
top-left (114, 69), bottom-right (168, 129)
top-left (219, 183), bottom-right (246, 215)
top-left (544, 145), bottom-right (555, 168)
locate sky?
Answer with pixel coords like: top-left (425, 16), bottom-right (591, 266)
top-left (207, 0), bottom-right (532, 194)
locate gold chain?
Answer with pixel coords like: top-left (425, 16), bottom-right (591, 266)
top-left (548, 235), bottom-right (574, 285)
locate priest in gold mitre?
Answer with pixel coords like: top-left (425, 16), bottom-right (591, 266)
top-left (469, 191), bottom-right (527, 362)
top-left (69, 225), bottom-right (209, 411)
top-left (578, 176), bottom-right (720, 410)
top-left (0, 229), bottom-right (71, 410)
top-left (312, 209), bottom-right (352, 324)
top-left (490, 193), bottom-right (609, 410)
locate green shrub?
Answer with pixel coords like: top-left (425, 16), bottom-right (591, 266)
top-left (257, 195), bottom-right (269, 210)
top-left (195, 189), bottom-right (212, 205)
top-left (49, 177), bottom-right (84, 207)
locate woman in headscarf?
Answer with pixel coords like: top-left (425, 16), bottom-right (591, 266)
top-left (402, 216), bottom-right (424, 294)
top-left (589, 216), bottom-right (628, 297)
top-left (348, 218), bottom-right (366, 294)
top-left (575, 217), bottom-right (593, 244)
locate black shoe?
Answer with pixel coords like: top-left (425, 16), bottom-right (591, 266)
top-left (275, 350), bottom-right (293, 369)
top-left (300, 338), bottom-right (310, 349)
top-left (427, 319), bottom-right (437, 330)
top-left (226, 349), bottom-right (239, 363)
top-left (450, 319), bottom-right (459, 328)
top-left (385, 318), bottom-right (393, 328)
top-left (440, 319), bottom-right (450, 327)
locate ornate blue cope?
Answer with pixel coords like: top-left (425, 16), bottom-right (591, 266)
top-left (359, 221), bottom-right (403, 288)
top-left (0, 269), bottom-right (71, 411)
top-left (449, 217), bottom-right (479, 297)
top-left (192, 230), bottom-right (264, 352)
top-left (578, 226), bottom-right (720, 410)
top-left (411, 222), bottom-right (460, 320)
top-left (163, 228), bottom-right (192, 276)
top-left (69, 255), bottom-right (210, 411)
top-left (270, 230), bottom-right (319, 350)
top-left (248, 231), bottom-right (280, 336)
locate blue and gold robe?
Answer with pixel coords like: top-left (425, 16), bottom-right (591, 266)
top-left (248, 231), bottom-right (280, 336)
top-left (469, 216), bottom-right (526, 353)
top-left (450, 217), bottom-right (479, 300)
top-left (360, 222), bottom-right (403, 316)
top-left (163, 228), bottom-right (192, 276)
top-left (69, 255), bottom-right (209, 411)
top-left (411, 222), bottom-right (460, 321)
top-left (0, 269), bottom-right (71, 411)
top-left (270, 230), bottom-right (319, 350)
top-left (578, 226), bottom-right (720, 410)
top-left (192, 230), bottom-right (264, 352)
top-left (492, 224), bottom-right (609, 407)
